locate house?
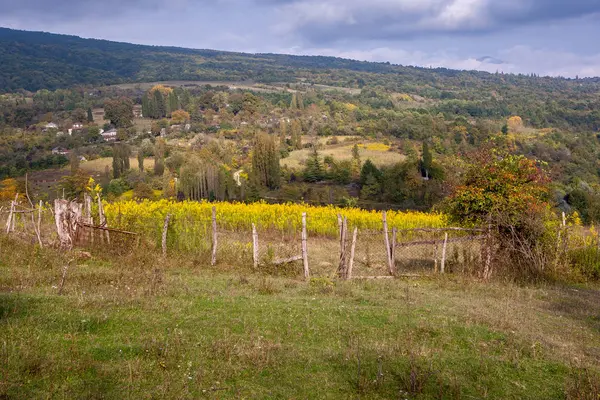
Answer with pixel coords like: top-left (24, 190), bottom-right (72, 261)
top-left (52, 147), bottom-right (70, 156)
top-left (43, 122), bottom-right (59, 133)
top-left (101, 129), bottom-right (118, 142)
top-left (72, 123), bottom-right (84, 129)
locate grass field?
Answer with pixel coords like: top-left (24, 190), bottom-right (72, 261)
top-left (1, 236), bottom-right (599, 399)
top-left (78, 157), bottom-right (155, 175)
top-left (282, 142), bottom-right (405, 170)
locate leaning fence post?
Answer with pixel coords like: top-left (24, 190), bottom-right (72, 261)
top-left (252, 223), bottom-right (259, 269)
top-left (5, 200), bottom-right (14, 234)
top-left (347, 227), bottom-right (358, 280)
top-left (301, 212), bottom-right (310, 280)
top-left (162, 214), bottom-right (171, 258)
top-left (441, 232), bottom-right (448, 274)
top-left (211, 206), bottom-right (218, 266)
top-left (382, 211), bottom-right (393, 275)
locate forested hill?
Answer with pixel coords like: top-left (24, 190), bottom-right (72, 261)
top-left (2, 27), bottom-right (600, 94)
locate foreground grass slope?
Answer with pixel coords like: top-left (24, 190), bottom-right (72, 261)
top-left (1, 237), bottom-right (599, 399)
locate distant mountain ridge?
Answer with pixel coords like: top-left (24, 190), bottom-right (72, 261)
top-left (0, 27), bottom-right (598, 93)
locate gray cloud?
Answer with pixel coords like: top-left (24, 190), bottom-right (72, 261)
top-left (272, 0), bottom-right (600, 43)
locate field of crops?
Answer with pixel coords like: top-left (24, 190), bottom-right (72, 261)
top-left (103, 200), bottom-right (446, 240)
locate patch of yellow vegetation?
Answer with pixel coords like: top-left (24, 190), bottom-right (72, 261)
top-left (360, 143), bottom-right (390, 152)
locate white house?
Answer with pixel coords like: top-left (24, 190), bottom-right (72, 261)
top-left (52, 147), bottom-right (70, 156)
top-left (101, 129), bottom-right (118, 142)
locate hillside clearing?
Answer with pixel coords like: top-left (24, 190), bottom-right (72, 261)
top-left (282, 142), bottom-right (405, 170)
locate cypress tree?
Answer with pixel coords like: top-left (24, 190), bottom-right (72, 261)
top-left (297, 92), bottom-right (304, 109)
top-left (421, 141), bottom-right (432, 178)
top-left (304, 148), bottom-right (324, 182)
top-left (87, 107), bottom-right (94, 123)
top-left (252, 133), bottom-right (281, 189)
top-left (290, 93), bottom-right (298, 109)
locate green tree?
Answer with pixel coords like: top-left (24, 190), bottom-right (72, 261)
top-left (420, 141), bottom-right (433, 178)
top-left (252, 133), bottom-right (281, 190)
top-left (87, 107), bottom-right (94, 123)
top-left (137, 150), bottom-right (145, 172)
top-left (360, 173), bottom-right (381, 200)
top-left (304, 148), bottom-right (324, 183)
top-left (104, 97), bottom-right (133, 128)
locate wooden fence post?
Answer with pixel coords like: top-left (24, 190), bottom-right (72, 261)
top-left (97, 194), bottom-right (109, 244)
top-left (441, 232), bottom-right (448, 274)
top-left (211, 206), bottom-right (218, 266)
top-left (162, 214), bottom-right (171, 258)
top-left (5, 200), bottom-right (14, 234)
top-left (347, 227), bottom-right (358, 280)
top-left (338, 217), bottom-right (348, 278)
top-left (301, 212), bottom-right (310, 280)
top-left (37, 200), bottom-right (43, 246)
top-left (391, 227), bottom-right (397, 273)
top-left (483, 222), bottom-right (493, 281)
top-left (382, 211), bottom-right (394, 275)
top-left (252, 223), bottom-right (259, 269)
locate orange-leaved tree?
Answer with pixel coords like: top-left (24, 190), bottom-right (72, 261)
top-left (444, 150), bottom-right (549, 227)
top-left (444, 149), bottom-right (554, 280)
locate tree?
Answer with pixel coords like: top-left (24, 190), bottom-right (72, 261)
top-left (0, 178), bottom-right (17, 200)
top-left (351, 144), bottom-right (362, 180)
top-left (361, 173), bottom-right (381, 200)
top-left (137, 150), bottom-right (145, 172)
top-left (304, 148), bottom-right (324, 183)
top-left (252, 133), bottom-right (281, 189)
top-left (290, 119), bottom-right (302, 150)
top-left (507, 116), bottom-right (523, 133)
top-left (360, 159), bottom-right (381, 186)
top-left (279, 120), bottom-right (287, 147)
top-left (87, 107), bottom-right (94, 123)
top-left (171, 110), bottom-right (190, 124)
top-left (72, 108), bottom-right (87, 123)
top-left (444, 150), bottom-right (549, 227)
top-left (104, 97), bottom-right (133, 127)
top-left (154, 138), bottom-right (167, 176)
top-left (290, 93), bottom-right (298, 109)
top-left (420, 141), bottom-right (433, 178)
top-left (70, 151), bottom-right (80, 175)
top-left (112, 143), bottom-right (131, 178)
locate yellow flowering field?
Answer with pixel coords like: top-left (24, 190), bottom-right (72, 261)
top-left (103, 199), bottom-right (446, 240)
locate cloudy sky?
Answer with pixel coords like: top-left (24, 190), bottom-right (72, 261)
top-left (1, 0), bottom-right (599, 77)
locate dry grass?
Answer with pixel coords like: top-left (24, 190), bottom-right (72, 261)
top-left (78, 157), bottom-right (155, 175)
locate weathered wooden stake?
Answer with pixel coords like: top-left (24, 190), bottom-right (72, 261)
top-left (97, 194), bottom-right (109, 244)
top-left (441, 232), bottom-right (448, 274)
top-left (338, 217), bottom-right (348, 277)
top-left (347, 227), bottom-right (358, 280)
top-left (211, 206), bottom-right (218, 266)
top-left (5, 201), bottom-right (14, 234)
top-left (252, 223), bottom-right (259, 269)
top-left (391, 227), bottom-right (397, 273)
top-left (434, 242), bottom-right (439, 273)
top-left (37, 200), bottom-right (43, 245)
top-left (162, 214), bottom-right (171, 258)
top-left (301, 212), bottom-right (310, 280)
top-left (483, 222), bottom-right (493, 280)
top-left (382, 211), bottom-right (393, 275)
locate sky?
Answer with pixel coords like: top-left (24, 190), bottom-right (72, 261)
top-left (1, 0), bottom-right (599, 78)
